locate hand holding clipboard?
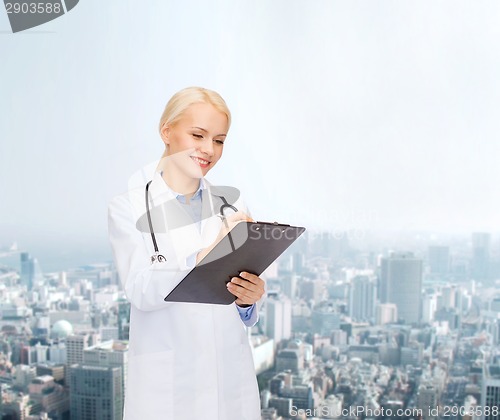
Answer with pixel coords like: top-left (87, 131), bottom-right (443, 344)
top-left (197, 211), bottom-right (263, 306)
top-left (165, 218), bottom-right (306, 305)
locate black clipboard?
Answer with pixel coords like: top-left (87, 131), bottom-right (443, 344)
top-left (164, 221), bottom-right (306, 305)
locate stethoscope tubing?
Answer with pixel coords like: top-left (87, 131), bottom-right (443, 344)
top-left (145, 181), bottom-right (167, 263)
top-left (145, 181), bottom-right (237, 264)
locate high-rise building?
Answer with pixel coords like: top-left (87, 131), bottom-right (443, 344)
top-left (293, 252), bottom-right (305, 275)
top-left (36, 363), bottom-right (65, 384)
top-left (20, 344), bottom-right (37, 365)
top-left (275, 349), bottom-right (302, 373)
top-left (70, 365), bottom-right (123, 420)
top-left (34, 342), bottom-right (48, 363)
top-left (299, 280), bottom-right (324, 302)
top-left (83, 340), bottom-right (128, 407)
top-left (435, 307), bottom-right (461, 329)
top-left (20, 252), bottom-right (35, 291)
top-left (28, 375), bottom-right (69, 417)
top-left (422, 293), bottom-right (437, 324)
top-left (280, 385), bottom-right (314, 412)
top-left (437, 285), bottom-right (459, 311)
top-left (400, 342), bottom-right (423, 367)
top-left (265, 297), bottom-right (292, 344)
top-left (380, 253), bottom-right (423, 324)
top-left (100, 327), bottom-right (119, 341)
top-left (481, 364), bottom-right (500, 420)
top-left (117, 299), bottom-right (130, 340)
top-left (49, 342), bottom-right (67, 364)
top-left (428, 246), bottom-right (450, 277)
top-left (261, 407), bottom-right (280, 420)
top-left (312, 306), bottom-right (341, 336)
top-left (20, 252), bottom-right (44, 291)
top-left (13, 365), bottom-right (36, 390)
top-left (348, 275), bottom-right (376, 322)
top-left (417, 383), bottom-right (439, 420)
top-left (282, 274), bottom-right (298, 300)
top-left (65, 334), bottom-right (90, 387)
top-left (268, 397), bottom-right (293, 418)
top-left (472, 232), bottom-right (490, 281)
top-left (375, 303), bottom-right (398, 325)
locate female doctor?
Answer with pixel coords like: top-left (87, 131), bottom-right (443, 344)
top-left (107, 87), bottom-right (265, 420)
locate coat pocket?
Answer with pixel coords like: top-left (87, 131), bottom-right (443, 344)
top-left (124, 350), bottom-right (174, 420)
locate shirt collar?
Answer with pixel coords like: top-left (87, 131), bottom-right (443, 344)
top-left (156, 170), bottom-right (205, 203)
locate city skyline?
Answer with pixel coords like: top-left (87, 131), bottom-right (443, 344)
top-left (2, 226), bottom-right (500, 274)
top-left (2, 229), bottom-right (500, 418)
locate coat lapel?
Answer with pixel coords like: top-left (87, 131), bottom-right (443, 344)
top-left (129, 170), bottom-right (228, 268)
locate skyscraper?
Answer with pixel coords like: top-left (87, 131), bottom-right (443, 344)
top-left (83, 340), bottom-right (128, 408)
top-left (20, 252), bottom-right (34, 290)
top-left (117, 299), bottom-right (130, 340)
top-left (293, 252), bottom-right (305, 275)
top-left (311, 306), bottom-right (341, 336)
top-left (380, 253), bottom-right (423, 324)
top-left (282, 274), bottom-right (298, 300)
top-left (481, 364), bottom-right (500, 420)
top-left (428, 246), bottom-right (450, 277)
top-left (416, 383), bottom-right (439, 420)
top-left (472, 232), bottom-right (490, 281)
top-left (348, 275), bottom-right (376, 322)
top-left (70, 365), bottom-right (123, 420)
top-left (265, 297), bottom-right (292, 344)
top-left (421, 293), bottom-right (437, 324)
top-left (65, 334), bottom-right (90, 387)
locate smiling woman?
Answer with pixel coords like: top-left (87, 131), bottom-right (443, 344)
top-left (107, 86), bottom-right (265, 420)
top-left (158, 101), bottom-right (228, 195)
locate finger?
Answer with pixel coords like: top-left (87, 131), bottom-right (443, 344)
top-left (228, 280), bottom-right (260, 295)
top-left (227, 282), bottom-right (261, 301)
top-left (227, 283), bottom-right (251, 300)
top-left (238, 272), bottom-right (262, 285)
top-left (230, 276), bottom-right (264, 292)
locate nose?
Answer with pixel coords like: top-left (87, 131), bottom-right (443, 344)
top-left (199, 138), bottom-right (214, 157)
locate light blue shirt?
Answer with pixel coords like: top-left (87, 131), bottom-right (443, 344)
top-left (161, 173), bottom-right (256, 325)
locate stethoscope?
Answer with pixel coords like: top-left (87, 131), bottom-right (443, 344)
top-left (145, 180), bottom-right (238, 264)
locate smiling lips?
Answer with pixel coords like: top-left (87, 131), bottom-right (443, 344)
top-left (191, 156), bottom-right (211, 168)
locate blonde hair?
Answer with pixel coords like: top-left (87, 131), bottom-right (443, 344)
top-left (158, 86), bottom-right (231, 134)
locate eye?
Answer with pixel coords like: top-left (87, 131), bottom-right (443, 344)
top-left (192, 133), bottom-right (203, 139)
top-left (214, 139), bottom-right (225, 145)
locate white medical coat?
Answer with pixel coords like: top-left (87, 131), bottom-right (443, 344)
top-left (107, 170), bottom-right (262, 420)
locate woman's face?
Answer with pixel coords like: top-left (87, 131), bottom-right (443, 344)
top-left (161, 102), bottom-right (228, 179)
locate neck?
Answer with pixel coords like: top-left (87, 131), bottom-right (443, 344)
top-left (157, 159), bottom-right (200, 200)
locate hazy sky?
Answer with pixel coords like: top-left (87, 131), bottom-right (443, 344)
top-left (1, 1), bottom-right (499, 261)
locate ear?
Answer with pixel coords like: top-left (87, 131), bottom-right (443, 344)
top-left (160, 123), bottom-right (170, 146)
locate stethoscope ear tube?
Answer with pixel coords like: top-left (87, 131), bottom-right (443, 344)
top-left (144, 183), bottom-right (238, 264)
top-left (215, 195), bottom-right (238, 252)
top-left (145, 181), bottom-right (166, 264)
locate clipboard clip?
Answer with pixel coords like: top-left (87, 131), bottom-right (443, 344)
top-left (256, 221), bottom-right (291, 227)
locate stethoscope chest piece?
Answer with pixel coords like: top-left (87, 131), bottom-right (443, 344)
top-left (151, 251), bottom-right (166, 264)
